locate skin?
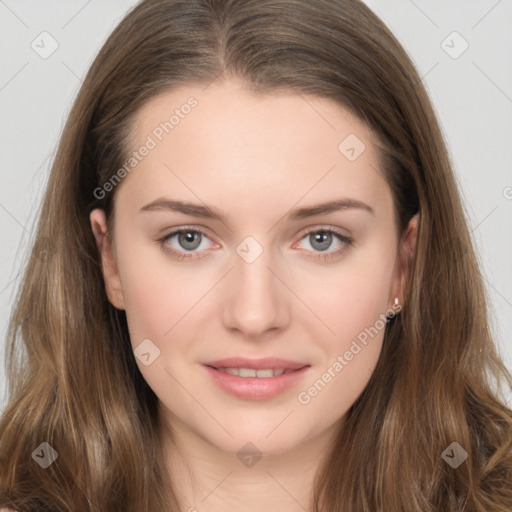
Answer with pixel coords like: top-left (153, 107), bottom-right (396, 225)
top-left (90, 79), bottom-right (417, 512)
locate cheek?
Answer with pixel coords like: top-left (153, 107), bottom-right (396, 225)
top-left (296, 266), bottom-right (393, 424)
top-left (304, 242), bottom-right (396, 346)
top-left (114, 235), bottom-right (202, 396)
top-left (114, 231), bottom-right (208, 346)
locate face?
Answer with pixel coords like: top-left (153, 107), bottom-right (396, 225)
top-left (90, 79), bottom-right (417, 456)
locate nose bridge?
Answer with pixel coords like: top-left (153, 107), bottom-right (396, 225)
top-left (221, 234), bottom-right (288, 336)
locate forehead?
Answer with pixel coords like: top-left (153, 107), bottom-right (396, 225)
top-left (117, 80), bottom-right (391, 219)
top-left (129, 80), bottom-right (378, 158)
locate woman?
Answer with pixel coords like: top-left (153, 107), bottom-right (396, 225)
top-left (1, 0), bottom-right (511, 511)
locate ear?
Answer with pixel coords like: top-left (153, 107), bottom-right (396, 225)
top-left (89, 208), bottom-right (126, 310)
top-left (389, 213), bottom-right (419, 309)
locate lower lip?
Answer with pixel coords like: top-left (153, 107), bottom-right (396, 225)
top-left (202, 365), bottom-right (311, 400)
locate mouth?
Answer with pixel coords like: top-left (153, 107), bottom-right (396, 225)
top-left (202, 363), bottom-right (311, 400)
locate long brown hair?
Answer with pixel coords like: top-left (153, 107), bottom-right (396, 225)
top-left (1, 1), bottom-right (511, 510)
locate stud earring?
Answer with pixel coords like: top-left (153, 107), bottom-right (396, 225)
top-left (386, 297), bottom-right (401, 321)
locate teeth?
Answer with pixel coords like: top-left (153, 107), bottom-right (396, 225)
top-left (217, 367), bottom-right (292, 378)
top-left (239, 368), bottom-right (256, 377)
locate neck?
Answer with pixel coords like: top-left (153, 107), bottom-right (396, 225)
top-left (158, 405), bottom-right (343, 512)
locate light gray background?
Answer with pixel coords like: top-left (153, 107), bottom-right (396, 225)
top-left (1, 1), bottom-right (511, 414)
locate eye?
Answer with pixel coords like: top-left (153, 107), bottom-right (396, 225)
top-left (157, 227), bottom-right (216, 261)
top-left (294, 227), bottom-right (353, 262)
top-left (157, 225), bottom-right (354, 262)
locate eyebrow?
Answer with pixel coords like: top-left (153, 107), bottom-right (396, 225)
top-left (139, 197), bottom-right (374, 222)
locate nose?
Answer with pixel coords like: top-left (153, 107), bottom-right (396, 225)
top-left (221, 243), bottom-right (290, 338)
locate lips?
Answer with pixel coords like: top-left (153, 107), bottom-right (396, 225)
top-left (202, 357), bottom-right (311, 400)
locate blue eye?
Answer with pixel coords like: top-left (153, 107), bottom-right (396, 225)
top-left (158, 228), bottom-right (213, 260)
top-left (157, 226), bottom-right (353, 262)
top-left (295, 227), bottom-right (353, 262)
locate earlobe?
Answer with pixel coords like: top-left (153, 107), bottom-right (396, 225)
top-left (89, 208), bottom-right (126, 310)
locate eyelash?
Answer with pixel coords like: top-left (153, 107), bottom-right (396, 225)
top-left (157, 226), bottom-right (354, 262)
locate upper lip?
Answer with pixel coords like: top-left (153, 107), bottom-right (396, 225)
top-left (204, 357), bottom-right (309, 371)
